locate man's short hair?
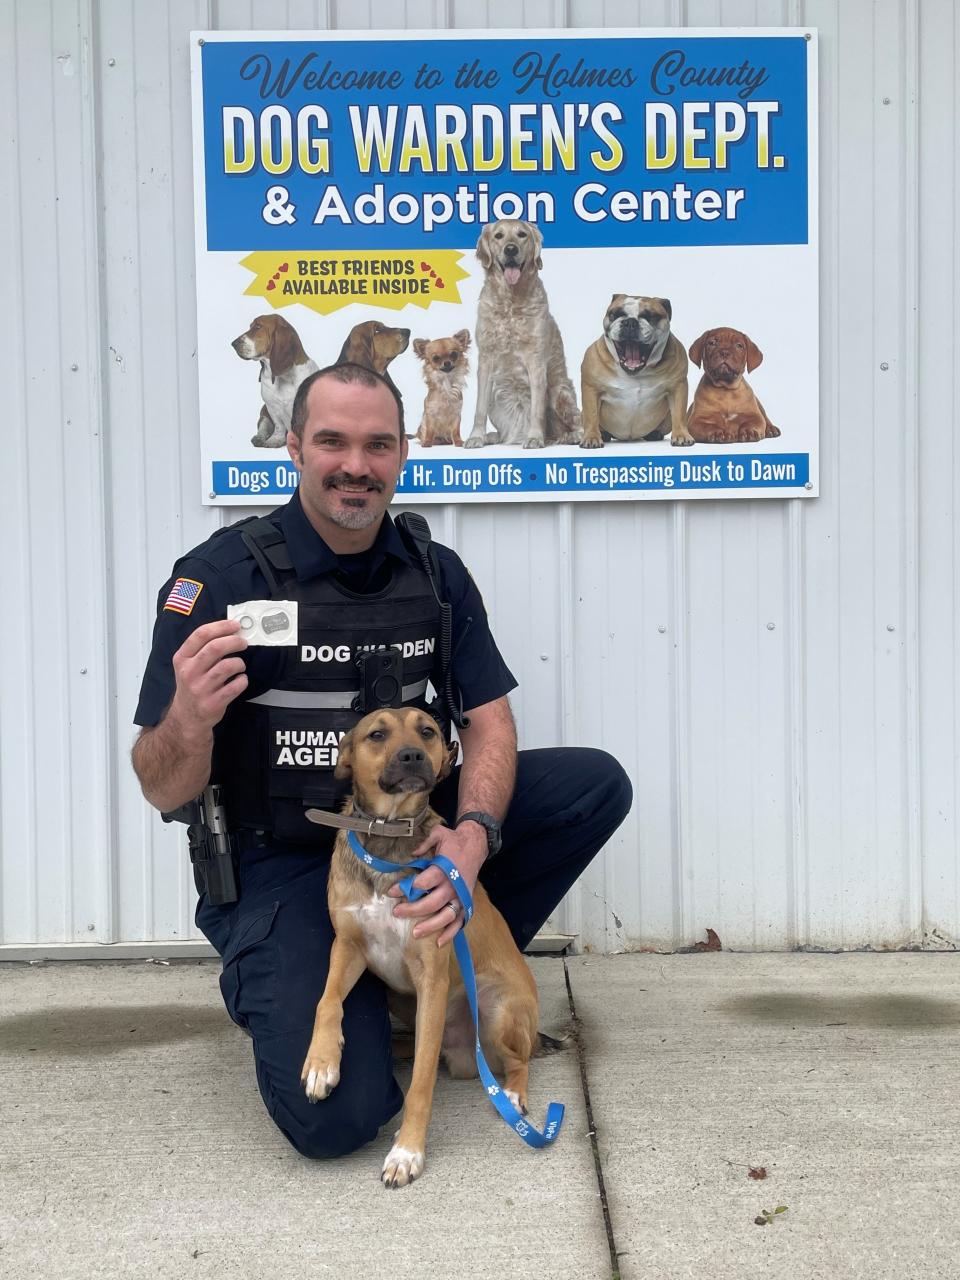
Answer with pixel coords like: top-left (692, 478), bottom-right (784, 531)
top-left (290, 363), bottom-right (405, 443)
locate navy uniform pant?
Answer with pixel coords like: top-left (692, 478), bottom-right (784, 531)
top-left (195, 747), bottom-right (632, 1160)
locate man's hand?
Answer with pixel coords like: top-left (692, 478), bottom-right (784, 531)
top-left (132, 618), bottom-right (249, 813)
top-left (388, 822), bottom-right (487, 947)
top-left (166, 619), bottom-right (249, 742)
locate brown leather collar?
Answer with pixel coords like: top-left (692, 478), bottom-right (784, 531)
top-left (305, 803), bottom-right (431, 840)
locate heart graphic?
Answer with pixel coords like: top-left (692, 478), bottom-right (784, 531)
top-left (279, 262), bottom-right (289, 273)
top-left (420, 261), bottom-right (430, 272)
top-left (272, 272), bottom-right (280, 280)
top-left (435, 278), bottom-right (445, 289)
top-left (266, 280), bottom-right (276, 291)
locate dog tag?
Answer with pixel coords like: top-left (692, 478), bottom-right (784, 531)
top-left (227, 599), bottom-right (299, 646)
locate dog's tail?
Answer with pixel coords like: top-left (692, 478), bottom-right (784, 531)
top-left (534, 1029), bottom-right (571, 1056)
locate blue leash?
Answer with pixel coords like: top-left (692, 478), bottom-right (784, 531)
top-left (347, 829), bottom-right (564, 1148)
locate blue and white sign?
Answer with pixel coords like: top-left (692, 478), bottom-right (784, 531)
top-left (191, 28), bottom-right (819, 504)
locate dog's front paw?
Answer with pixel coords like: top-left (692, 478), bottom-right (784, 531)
top-left (523, 435), bottom-right (546, 449)
top-left (301, 1048), bottom-right (342, 1102)
top-left (738, 426), bottom-right (763, 443)
top-left (765, 424), bottom-right (781, 438)
top-left (579, 434), bottom-right (603, 449)
top-left (463, 434), bottom-right (486, 449)
top-left (505, 1088), bottom-right (528, 1115)
top-left (671, 430), bottom-right (696, 447)
top-left (381, 1143), bottom-right (425, 1189)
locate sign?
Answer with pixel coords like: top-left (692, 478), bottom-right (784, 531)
top-left (190, 28), bottom-right (818, 503)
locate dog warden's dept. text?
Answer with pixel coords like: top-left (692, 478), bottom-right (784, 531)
top-left (191, 28), bottom-right (818, 504)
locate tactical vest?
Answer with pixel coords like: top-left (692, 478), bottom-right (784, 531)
top-left (213, 516), bottom-right (446, 842)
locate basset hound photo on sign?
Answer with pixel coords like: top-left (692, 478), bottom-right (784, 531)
top-left (232, 314), bottom-right (319, 448)
top-left (336, 320), bottom-right (411, 387)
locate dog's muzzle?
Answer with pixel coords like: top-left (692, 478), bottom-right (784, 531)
top-left (379, 748), bottom-right (436, 794)
top-left (611, 336), bottom-right (656, 374)
top-left (708, 359), bottom-right (741, 384)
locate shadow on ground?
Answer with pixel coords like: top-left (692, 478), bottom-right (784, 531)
top-left (719, 992), bottom-right (960, 1029)
top-left (0, 1005), bottom-right (229, 1055)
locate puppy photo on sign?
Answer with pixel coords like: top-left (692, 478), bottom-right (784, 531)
top-left (686, 327), bottom-right (781, 444)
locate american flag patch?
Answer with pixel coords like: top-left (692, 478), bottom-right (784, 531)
top-left (163, 577), bottom-right (204, 616)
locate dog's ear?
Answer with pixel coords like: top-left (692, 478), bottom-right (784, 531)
top-left (528, 222), bottom-right (544, 270)
top-left (476, 225), bottom-right (493, 270)
top-left (687, 332), bottom-right (708, 368)
top-left (268, 317), bottom-right (299, 379)
top-left (412, 338), bottom-right (428, 358)
top-left (453, 328), bottom-right (471, 350)
top-left (658, 298), bottom-right (673, 320)
top-left (334, 729), bottom-right (354, 779)
top-left (437, 739), bottom-right (459, 781)
top-left (744, 335), bottom-right (763, 372)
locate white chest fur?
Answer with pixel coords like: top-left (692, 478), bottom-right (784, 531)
top-left (345, 893), bottom-right (416, 993)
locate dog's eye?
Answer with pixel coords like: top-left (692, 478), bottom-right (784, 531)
top-left (419, 725), bottom-right (436, 738)
top-left (517, 231), bottom-right (527, 239)
top-left (367, 729), bottom-right (386, 741)
top-left (494, 231), bottom-right (503, 239)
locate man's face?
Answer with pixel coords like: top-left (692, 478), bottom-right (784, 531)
top-left (286, 377), bottom-right (408, 545)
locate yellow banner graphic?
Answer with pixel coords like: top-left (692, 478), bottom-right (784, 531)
top-left (240, 250), bottom-right (469, 315)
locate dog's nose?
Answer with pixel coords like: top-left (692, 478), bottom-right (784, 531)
top-left (504, 243), bottom-right (518, 258)
top-left (395, 746), bottom-right (426, 766)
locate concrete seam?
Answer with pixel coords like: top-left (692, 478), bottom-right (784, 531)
top-left (563, 958), bottom-right (621, 1280)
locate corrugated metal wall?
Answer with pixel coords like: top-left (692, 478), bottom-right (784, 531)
top-left (1, 0), bottom-right (957, 953)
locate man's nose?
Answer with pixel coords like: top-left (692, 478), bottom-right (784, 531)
top-left (340, 446), bottom-right (369, 475)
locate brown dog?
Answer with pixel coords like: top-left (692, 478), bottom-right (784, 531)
top-left (411, 330), bottom-right (470, 446)
top-left (300, 708), bottom-right (539, 1188)
top-left (686, 327), bottom-right (780, 443)
top-left (580, 295), bottom-right (692, 447)
top-left (337, 320), bottom-right (411, 386)
top-left (232, 314), bottom-right (319, 447)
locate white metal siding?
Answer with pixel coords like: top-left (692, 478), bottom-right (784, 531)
top-left (1, 0), bottom-right (957, 952)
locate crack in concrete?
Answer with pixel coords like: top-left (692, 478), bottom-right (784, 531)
top-left (563, 958), bottom-right (622, 1280)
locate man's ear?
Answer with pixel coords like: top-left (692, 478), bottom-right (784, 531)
top-left (437, 739), bottom-right (460, 781)
top-left (334, 730), bottom-right (354, 779)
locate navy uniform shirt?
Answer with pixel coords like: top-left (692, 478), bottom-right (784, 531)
top-left (134, 491), bottom-right (517, 728)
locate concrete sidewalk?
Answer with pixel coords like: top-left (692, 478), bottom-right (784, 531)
top-left (1, 953), bottom-right (958, 1279)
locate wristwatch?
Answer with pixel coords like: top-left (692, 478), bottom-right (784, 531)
top-left (456, 811), bottom-right (502, 860)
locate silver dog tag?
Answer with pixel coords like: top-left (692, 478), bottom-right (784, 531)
top-left (227, 599), bottom-right (299, 646)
